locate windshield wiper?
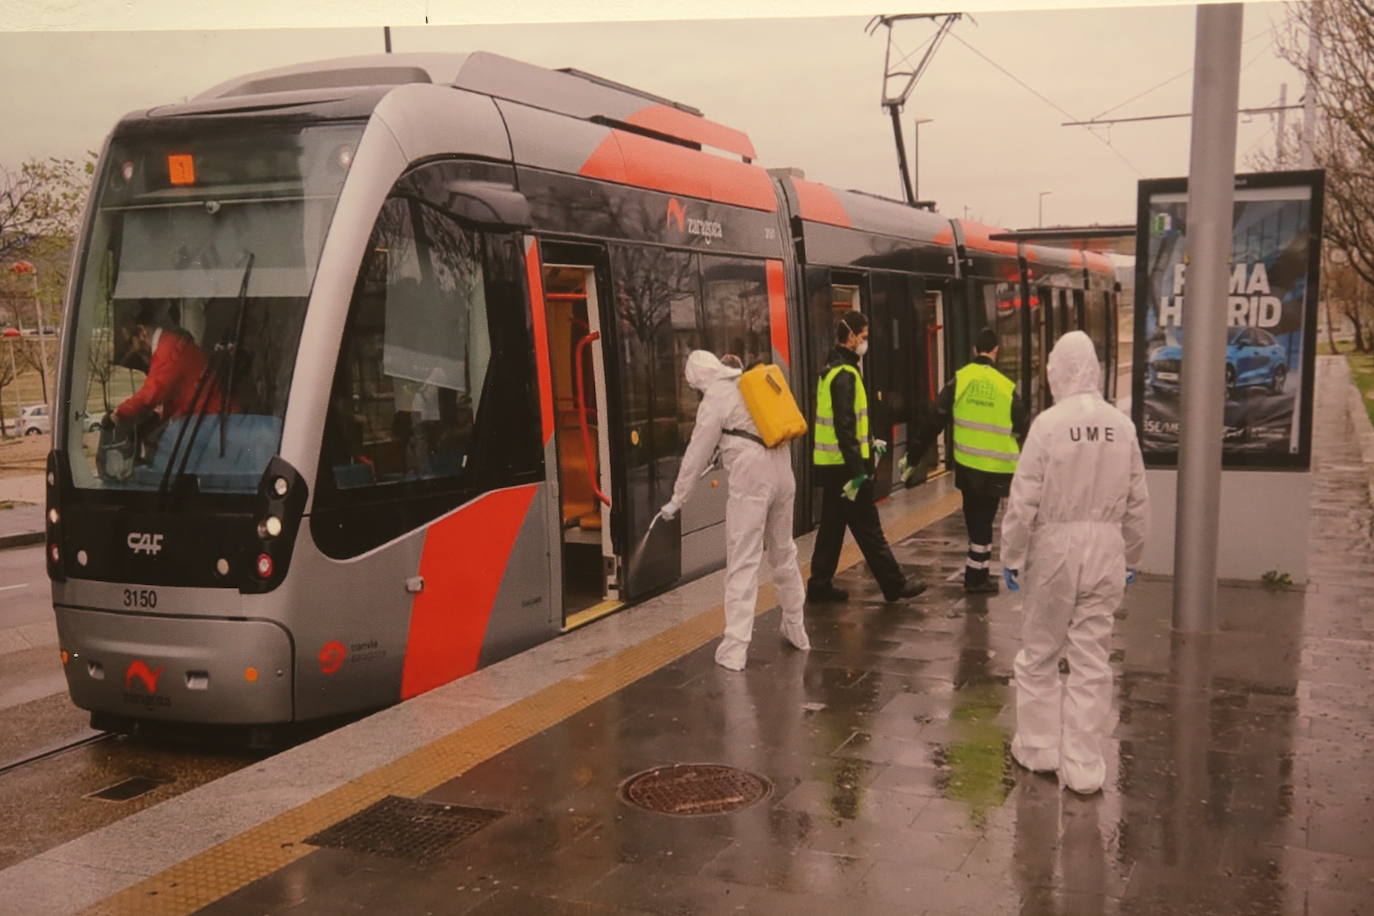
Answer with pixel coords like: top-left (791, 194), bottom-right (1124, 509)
top-left (156, 252), bottom-right (254, 506)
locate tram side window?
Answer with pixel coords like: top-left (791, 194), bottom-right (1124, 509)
top-left (981, 280), bottom-right (1021, 378)
top-left (322, 196), bottom-right (505, 491)
top-left (611, 245), bottom-right (697, 461)
top-left (702, 257), bottom-right (771, 369)
top-left (1084, 289), bottom-right (1108, 370)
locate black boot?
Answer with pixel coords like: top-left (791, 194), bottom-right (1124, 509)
top-left (884, 581), bottom-right (927, 602)
top-left (806, 582), bottom-right (849, 603)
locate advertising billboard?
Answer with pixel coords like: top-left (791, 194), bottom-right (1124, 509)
top-left (1132, 170), bottom-right (1324, 470)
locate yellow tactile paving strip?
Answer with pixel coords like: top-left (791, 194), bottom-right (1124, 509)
top-left (81, 489), bottom-right (960, 916)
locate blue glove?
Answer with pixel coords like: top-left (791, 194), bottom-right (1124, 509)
top-left (1003, 567), bottom-right (1020, 592)
top-left (1125, 567), bottom-right (1137, 587)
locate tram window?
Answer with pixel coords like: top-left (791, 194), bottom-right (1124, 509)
top-left (320, 195), bottom-right (534, 493)
top-left (612, 244), bottom-right (698, 538)
top-left (831, 283), bottom-right (861, 313)
top-left (62, 122), bottom-right (361, 493)
top-left (981, 280), bottom-right (1021, 378)
top-left (670, 258), bottom-right (704, 436)
top-left (702, 257), bottom-right (770, 369)
top-left (1084, 289), bottom-right (1108, 370)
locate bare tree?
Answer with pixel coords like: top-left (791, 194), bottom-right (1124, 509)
top-left (1271, 0), bottom-right (1374, 350)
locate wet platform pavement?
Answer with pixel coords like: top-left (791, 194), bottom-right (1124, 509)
top-left (195, 360), bottom-right (1374, 916)
top-left (8, 357), bottom-right (1374, 916)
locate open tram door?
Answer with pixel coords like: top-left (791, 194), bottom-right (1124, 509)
top-left (916, 279), bottom-right (950, 476)
top-left (538, 245), bottom-right (682, 628)
top-left (540, 256), bottom-right (622, 628)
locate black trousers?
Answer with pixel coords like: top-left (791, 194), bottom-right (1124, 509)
top-left (962, 489), bottom-right (1001, 585)
top-left (808, 469), bottom-right (905, 599)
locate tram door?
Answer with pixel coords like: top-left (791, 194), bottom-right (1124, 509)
top-left (1033, 284), bottom-right (1052, 411)
top-left (866, 272), bottom-right (913, 500)
top-left (921, 284), bottom-right (949, 471)
top-left (541, 261), bottom-right (619, 626)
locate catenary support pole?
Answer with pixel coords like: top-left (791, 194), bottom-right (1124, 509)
top-left (1173, 3), bottom-right (1243, 632)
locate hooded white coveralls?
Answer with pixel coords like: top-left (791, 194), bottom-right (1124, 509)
top-left (1000, 331), bottom-right (1149, 793)
top-left (662, 351), bottom-right (810, 670)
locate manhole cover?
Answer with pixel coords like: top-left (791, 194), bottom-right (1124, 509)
top-left (621, 764), bottom-right (771, 816)
top-left (304, 796), bottom-right (504, 862)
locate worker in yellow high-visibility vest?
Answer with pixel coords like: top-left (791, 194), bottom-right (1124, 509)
top-left (905, 326), bottom-right (1029, 594)
top-left (807, 310), bottom-right (926, 604)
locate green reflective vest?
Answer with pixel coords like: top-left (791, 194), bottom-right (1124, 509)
top-left (814, 363), bottom-right (870, 466)
top-left (952, 362), bottom-right (1019, 474)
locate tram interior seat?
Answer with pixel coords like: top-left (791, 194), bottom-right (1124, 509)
top-left (132, 414), bottom-right (283, 492)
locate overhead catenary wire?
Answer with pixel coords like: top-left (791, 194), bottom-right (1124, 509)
top-left (947, 32), bottom-right (1146, 177)
top-left (1090, 25), bottom-right (1276, 122)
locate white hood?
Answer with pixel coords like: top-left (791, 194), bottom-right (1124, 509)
top-left (1047, 330), bottom-right (1101, 401)
top-left (684, 349), bottom-right (741, 392)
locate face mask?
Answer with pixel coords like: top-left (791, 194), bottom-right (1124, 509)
top-left (855, 340), bottom-right (869, 358)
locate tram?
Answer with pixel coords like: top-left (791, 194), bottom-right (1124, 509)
top-left (45, 52), bottom-right (1118, 731)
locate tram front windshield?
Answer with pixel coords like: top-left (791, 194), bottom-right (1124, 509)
top-left (65, 121), bottom-right (363, 495)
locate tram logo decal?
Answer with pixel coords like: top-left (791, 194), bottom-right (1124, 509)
top-left (127, 532), bottom-right (165, 556)
top-left (124, 659), bottom-right (165, 693)
top-left (666, 198), bottom-right (686, 232)
top-left (665, 197), bottom-right (722, 244)
top-left (319, 640), bottom-right (347, 675)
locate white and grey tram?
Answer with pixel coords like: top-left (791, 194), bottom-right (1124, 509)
top-left (46, 52), bottom-right (1119, 732)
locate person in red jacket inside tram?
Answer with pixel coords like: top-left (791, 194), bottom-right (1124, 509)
top-left (111, 299), bottom-right (224, 428)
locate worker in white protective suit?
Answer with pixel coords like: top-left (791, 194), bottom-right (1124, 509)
top-left (660, 350), bottom-right (810, 671)
top-left (1000, 331), bottom-right (1149, 794)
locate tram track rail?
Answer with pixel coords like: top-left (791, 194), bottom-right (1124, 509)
top-left (0, 729), bottom-right (110, 777)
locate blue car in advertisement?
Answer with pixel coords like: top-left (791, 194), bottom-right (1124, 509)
top-left (1147, 326), bottom-right (1288, 396)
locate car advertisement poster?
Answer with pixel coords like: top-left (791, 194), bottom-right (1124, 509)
top-left (1132, 170), bottom-right (1324, 470)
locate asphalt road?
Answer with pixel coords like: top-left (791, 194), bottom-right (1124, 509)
top-left (0, 543), bottom-right (273, 872)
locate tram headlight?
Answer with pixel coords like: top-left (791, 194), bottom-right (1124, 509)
top-left (48, 508), bottom-right (59, 525)
top-left (256, 553), bottom-right (274, 579)
top-left (259, 515), bottom-right (283, 539)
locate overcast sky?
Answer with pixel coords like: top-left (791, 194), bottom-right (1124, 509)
top-left (1, 1), bottom-right (1304, 230)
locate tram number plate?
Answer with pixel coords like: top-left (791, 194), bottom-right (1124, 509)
top-left (123, 588), bottom-right (158, 609)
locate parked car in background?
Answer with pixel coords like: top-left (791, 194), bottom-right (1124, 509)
top-left (16, 403), bottom-right (51, 436)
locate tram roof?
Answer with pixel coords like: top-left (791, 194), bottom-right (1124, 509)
top-left (187, 51), bottom-right (757, 161)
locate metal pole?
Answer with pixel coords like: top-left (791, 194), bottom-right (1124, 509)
top-left (1276, 83), bottom-right (1287, 166)
top-left (1173, 2), bottom-right (1243, 633)
top-left (913, 119), bottom-right (920, 202)
top-left (1301, 2), bottom-right (1319, 168)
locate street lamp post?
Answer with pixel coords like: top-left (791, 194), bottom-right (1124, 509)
top-left (1038, 189), bottom-right (1054, 227)
top-left (913, 117), bottom-right (934, 202)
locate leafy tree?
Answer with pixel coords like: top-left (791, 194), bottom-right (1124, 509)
top-left (0, 154), bottom-right (95, 334)
top-left (0, 156), bottom-right (93, 261)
